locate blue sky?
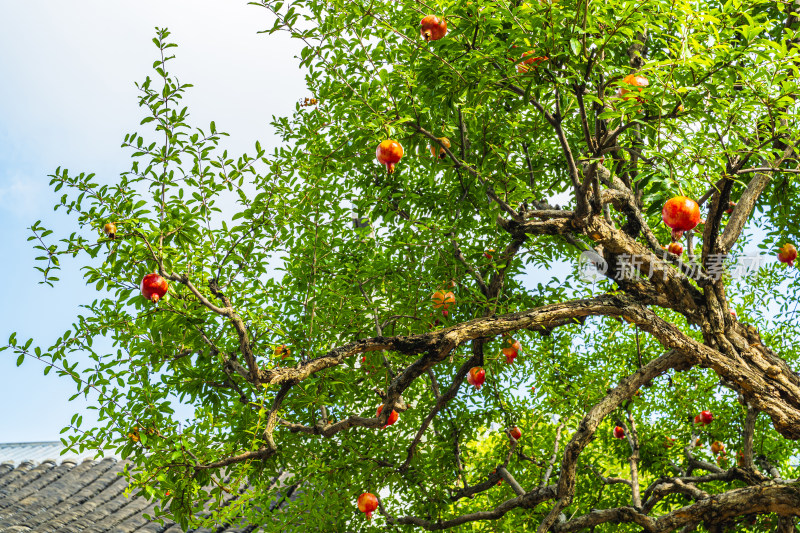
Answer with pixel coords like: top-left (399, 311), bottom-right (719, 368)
top-left (0, 1), bottom-right (305, 442)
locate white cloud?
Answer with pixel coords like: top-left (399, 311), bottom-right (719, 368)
top-left (0, 175), bottom-right (45, 217)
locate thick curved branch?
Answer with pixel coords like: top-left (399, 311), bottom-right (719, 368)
top-left (258, 294), bottom-right (635, 388)
top-left (554, 483), bottom-right (800, 533)
top-left (391, 486), bottom-right (557, 530)
top-left (537, 348), bottom-right (688, 532)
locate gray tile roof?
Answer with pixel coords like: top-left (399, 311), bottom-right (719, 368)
top-left (0, 442), bottom-right (104, 466)
top-left (0, 446), bottom-right (298, 532)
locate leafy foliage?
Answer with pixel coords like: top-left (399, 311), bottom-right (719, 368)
top-left (6, 0), bottom-right (800, 531)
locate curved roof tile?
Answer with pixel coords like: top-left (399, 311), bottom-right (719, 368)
top-left (0, 444), bottom-right (298, 532)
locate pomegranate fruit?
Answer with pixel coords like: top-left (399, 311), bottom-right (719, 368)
top-left (711, 441), bottom-right (724, 455)
top-left (617, 73), bottom-right (649, 98)
top-left (697, 410), bottom-right (714, 425)
top-left (671, 229), bottom-right (685, 241)
top-left (432, 290), bottom-right (456, 310)
top-left (103, 222), bottom-right (117, 239)
top-left (375, 139), bottom-right (403, 173)
top-left (725, 201), bottom-right (736, 214)
top-left (141, 273), bottom-right (168, 303)
top-left (662, 196), bottom-right (701, 231)
top-left (484, 248), bottom-right (495, 259)
top-left (663, 437), bottom-right (676, 449)
top-left (613, 426), bottom-right (625, 439)
top-left (667, 242), bottom-right (684, 256)
top-left (420, 15), bottom-right (447, 41)
top-left (357, 492), bottom-right (379, 520)
top-left (517, 50), bottom-right (548, 73)
top-left (777, 243), bottom-right (797, 266)
top-left (509, 426), bottom-right (522, 440)
top-left (467, 366), bottom-right (486, 389)
top-left (430, 137), bottom-right (451, 159)
top-left (491, 469), bottom-right (502, 485)
top-left (376, 404), bottom-right (399, 428)
top-left (502, 338), bottom-right (521, 364)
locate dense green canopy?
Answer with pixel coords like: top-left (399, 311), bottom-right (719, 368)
top-left (7, 0), bottom-right (800, 530)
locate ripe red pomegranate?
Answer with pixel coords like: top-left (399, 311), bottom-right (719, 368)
top-left (420, 15), bottom-right (447, 41)
top-left (509, 426), bottom-right (522, 440)
top-left (667, 242), bottom-right (684, 256)
top-left (662, 196), bottom-right (701, 231)
top-left (696, 410), bottom-right (714, 425)
top-left (376, 405), bottom-right (399, 428)
top-left (467, 366), bottom-right (486, 389)
top-left (103, 222), bottom-right (117, 239)
top-left (502, 339), bottom-right (521, 363)
top-left (141, 273), bottom-right (168, 303)
top-left (613, 426), bottom-right (625, 439)
top-left (777, 243), bottom-right (797, 266)
top-left (375, 140), bottom-right (404, 173)
top-left (432, 290), bottom-right (456, 310)
top-left (357, 492), bottom-right (378, 520)
top-left (517, 50), bottom-right (548, 73)
top-left (725, 201), bottom-right (736, 214)
top-left (711, 441), bottom-right (724, 455)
